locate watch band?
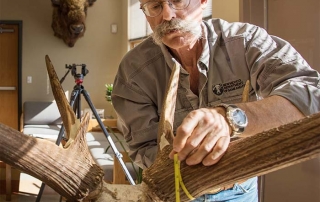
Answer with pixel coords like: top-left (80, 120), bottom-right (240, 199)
top-left (215, 103), bottom-right (248, 138)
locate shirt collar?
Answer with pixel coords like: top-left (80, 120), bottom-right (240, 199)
top-left (160, 43), bottom-right (176, 69)
top-left (198, 21), bottom-right (210, 72)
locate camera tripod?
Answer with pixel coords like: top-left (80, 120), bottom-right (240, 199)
top-left (36, 64), bottom-right (135, 202)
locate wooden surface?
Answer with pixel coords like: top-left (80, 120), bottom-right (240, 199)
top-left (0, 24), bottom-right (19, 130)
top-left (113, 151), bottom-right (132, 184)
top-left (0, 24), bottom-right (20, 201)
top-left (88, 119), bottom-right (131, 184)
top-left (5, 164), bottom-right (11, 201)
top-left (0, 162), bottom-right (20, 198)
top-left (87, 118), bottom-right (120, 133)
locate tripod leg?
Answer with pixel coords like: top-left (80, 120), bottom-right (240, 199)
top-left (35, 183), bottom-right (45, 202)
top-left (71, 89), bottom-right (82, 119)
top-left (70, 86), bottom-right (82, 119)
top-left (36, 88), bottom-right (81, 202)
top-left (81, 89), bottom-right (136, 185)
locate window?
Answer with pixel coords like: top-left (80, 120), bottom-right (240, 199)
top-left (202, 0), bottom-right (213, 20)
top-left (129, 0), bottom-right (153, 41)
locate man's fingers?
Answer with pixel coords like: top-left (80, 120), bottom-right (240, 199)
top-left (202, 136), bottom-right (230, 166)
top-left (173, 112), bottom-right (217, 160)
top-left (185, 134), bottom-right (220, 165)
top-left (169, 108), bottom-right (231, 166)
top-left (184, 125), bottom-right (230, 165)
top-left (172, 111), bottom-right (204, 152)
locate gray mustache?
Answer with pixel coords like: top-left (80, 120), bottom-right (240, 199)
top-left (155, 19), bottom-right (190, 37)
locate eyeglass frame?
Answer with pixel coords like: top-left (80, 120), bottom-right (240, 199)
top-left (140, 0), bottom-right (191, 17)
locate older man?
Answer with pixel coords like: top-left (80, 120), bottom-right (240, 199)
top-left (112, 0), bottom-right (320, 201)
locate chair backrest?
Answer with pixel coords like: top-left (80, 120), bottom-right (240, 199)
top-left (23, 101), bottom-right (62, 125)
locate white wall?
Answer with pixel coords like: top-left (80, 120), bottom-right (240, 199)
top-left (0, 0), bottom-right (128, 118)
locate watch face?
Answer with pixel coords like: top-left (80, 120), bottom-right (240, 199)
top-left (232, 109), bottom-right (248, 127)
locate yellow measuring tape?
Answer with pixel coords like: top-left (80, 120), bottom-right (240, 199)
top-left (174, 154), bottom-right (195, 202)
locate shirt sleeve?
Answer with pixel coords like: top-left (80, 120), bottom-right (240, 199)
top-left (112, 74), bottom-right (159, 169)
top-left (246, 26), bottom-right (320, 115)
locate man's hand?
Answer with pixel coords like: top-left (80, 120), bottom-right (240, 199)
top-left (169, 107), bottom-right (231, 166)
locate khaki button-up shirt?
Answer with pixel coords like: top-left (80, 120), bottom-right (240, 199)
top-left (112, 19), bottom-right (320, 169)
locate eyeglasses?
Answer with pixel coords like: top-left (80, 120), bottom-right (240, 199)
top-left (140, 0), bottom-right (191, 17)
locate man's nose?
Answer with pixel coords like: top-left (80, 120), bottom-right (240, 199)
top-left (161, 2), bottom-right (176, 21)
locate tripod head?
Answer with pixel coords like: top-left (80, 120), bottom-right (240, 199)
top-left (65, 64), bottom-right (89, 85)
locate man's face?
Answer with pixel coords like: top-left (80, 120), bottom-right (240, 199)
top-left (140, 0), bottom-right (207, 49)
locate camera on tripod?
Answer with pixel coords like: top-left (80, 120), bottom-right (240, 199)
top-left (65, 64), bottom-right (89, 78)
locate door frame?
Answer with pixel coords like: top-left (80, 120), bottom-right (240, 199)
top-left (0, 20), bottom-right (23, 128)
top-left (239, 0), bottom-right (268, 30)
top-left (238, 3), bottom-right (267, 200)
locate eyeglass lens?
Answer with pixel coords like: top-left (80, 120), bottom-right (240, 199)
top-left (142, 0), bottom-right (190, 17)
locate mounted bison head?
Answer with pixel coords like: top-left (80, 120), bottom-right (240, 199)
top-left (51, 0), bottom-right (96, 47)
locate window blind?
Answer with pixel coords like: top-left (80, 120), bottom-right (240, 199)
top-left (129, 0), bottom-right (152, 40)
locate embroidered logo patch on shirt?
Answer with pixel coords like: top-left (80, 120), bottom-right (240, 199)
top-left (212, 79), bottom-right (245, 96)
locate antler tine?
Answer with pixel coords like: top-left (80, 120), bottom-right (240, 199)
top-left (242, 80), bottom-right (250, 103)
top-left (157, 66), bottom-right (250, 151)
top-left (45, 55), bottom-right (80, 145)
top-left (157, 60), bottom-right (181, 151)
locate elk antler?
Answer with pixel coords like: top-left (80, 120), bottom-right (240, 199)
top-left (0, 56), bottom-right (319, 202)
top-left (45, 55), bottom-right (80, 146)
top-left (157, 60), bottom-right (181, 151)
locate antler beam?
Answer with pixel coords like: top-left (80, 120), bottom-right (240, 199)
top-left (0, 56), bottom-right (319, 201)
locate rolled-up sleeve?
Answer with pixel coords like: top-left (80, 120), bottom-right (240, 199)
top-left (112, 67), bottom-right (159, 169)
top-left (111, 38), bottom-right (171, 169)
top-left (247, 27), bottom-right (320, 115)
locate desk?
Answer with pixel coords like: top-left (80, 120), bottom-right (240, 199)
top-left (0, 162), bottom-right (20, 200)
top-left (86, 119), bottom-right (134, 184)
top-left (88, 118), bottom-right (121, 133)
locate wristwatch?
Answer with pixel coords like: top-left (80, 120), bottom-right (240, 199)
top-left (216, 104), bottom-right (248, 138)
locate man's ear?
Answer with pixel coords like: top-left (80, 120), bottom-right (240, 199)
top-left (201, 0), bottom-right (208, 9)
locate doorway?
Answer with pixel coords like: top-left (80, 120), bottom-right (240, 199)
top-left (0, 20), bottom-right (22, 200)
top-left (0, 21), bottom-right (22, 130)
